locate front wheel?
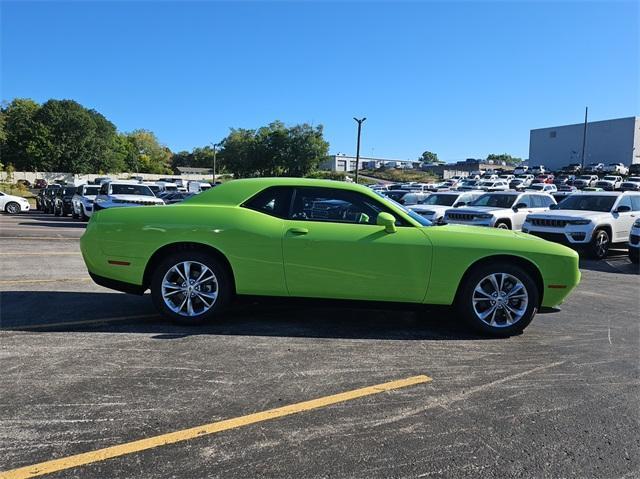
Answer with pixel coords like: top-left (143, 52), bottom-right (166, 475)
top-left (456, 263), bottom-right (539, 337)
top-left (495, 220), bottom-right (511, 230)
top-left (4, 202), bottom-right (21, 215)
top-left (150, 251), bottom-right (232, 325)
top-left (588, 229), bottom-right (610, 260)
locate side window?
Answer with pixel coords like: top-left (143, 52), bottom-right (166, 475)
top-left (242, 186), bottom-right (293, 219)
top-left (76, 186), bottom-right (83, 195)
top-left (617, 195), bottom-right (632, 210)
top-left (517, 195), bottom-right (531, 207)
top-left (100, 184), bottom-right (108, 195)
top-left (290, 187), bottom-right (404, 226)
top-left (630, 196), bottom-right (640, 212)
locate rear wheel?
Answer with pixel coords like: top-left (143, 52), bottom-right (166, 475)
top-left (54, 204), bottom-right (61, 216)
top-left (587, 228), bottom-right (610, 260)
top-left (150, 251), bottom-right (232, 325)
top-left (495, 220), bottom-right (511, 230)
top-left (4, 202), bottom-right (21, 215)
top-left (456, 262), bottom-right (539, 337)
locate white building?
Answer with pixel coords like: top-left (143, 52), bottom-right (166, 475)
top-left (320, 154), bottom-right (416, 172)
top-left (529, 116), bottom-right (640, 171)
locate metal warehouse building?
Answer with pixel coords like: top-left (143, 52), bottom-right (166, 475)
top-left (529, 116), bottom-right (640, 171)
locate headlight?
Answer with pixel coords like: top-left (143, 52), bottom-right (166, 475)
top-left (475, 214), bottom-right (493, 219)
top-left (634, 219), bottom-right (640, 228)
top-left (568, 219), bottom-right (591, 225)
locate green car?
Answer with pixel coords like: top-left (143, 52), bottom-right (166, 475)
top-left (80, 178), bottom-right (581, 336)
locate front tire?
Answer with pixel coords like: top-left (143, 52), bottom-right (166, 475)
top-left (456, 262), bottom-right (539, 337)
top-left (5, 202), bottom-right (21, 215)
top-left (495, 220), bottom-right (511, 230)
top-left (588, 228), bottom-right (610, 260)
top-left (150, 251), bottom-right (232, 325)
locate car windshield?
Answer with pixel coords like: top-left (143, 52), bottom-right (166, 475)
top-left (602, 176), bottom-right (618, 181)
top-left (578, 175), bottom-right (593, 180)
top-left (528, 184), bottom-right (545, 190)
top-left (61, 187), bottom-right (76, 195)
top-left (383, 190), bottom-right (408, 202)
top-left (469, 194), bottom-right (517, 208)
top-left (111, 184), bottom-right (154, 196)
top-left (84, 186), bottom-right (100, 195)
top-left (421, 194), bottom-right (457, 206)
top-left (377, 194), bottom-right (432, 226)
top-left (556, 195), bottom-right (617, 212)
top-left (146, 185), bottom-right (161, 193)
top-left (627, 177), bottom-right (640, 182)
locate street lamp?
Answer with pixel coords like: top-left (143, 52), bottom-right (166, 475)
top-left (353, 117), bottom-right (366, 184)
top-left (211, 142), bottom-right (221, 184)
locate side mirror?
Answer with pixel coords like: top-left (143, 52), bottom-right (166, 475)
top-left (377, 212), bottom-right (397, 233)
top-left (616, 205), bottom-right (631, 213)
top-left (513, 202), bottom-right (527, 211)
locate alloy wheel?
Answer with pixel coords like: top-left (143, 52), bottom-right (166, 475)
top-left (595, 231), bottom-right (609, 258)
top-left (161, 261), bottom-right (218, 317)
top-left (6, 203), bottom-right (20, 214)
top-left (472, 273), bottom-right (529, 328)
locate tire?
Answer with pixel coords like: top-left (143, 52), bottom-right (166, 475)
top-left (495, 220), bottom-right (511, 230)
top-left (150, 251), bottom-right (232, 325)
top-left (72, 209), bottom-right (79, 219)
top-left (4, 202), bottom-right (21, 215)
top-left (629, 248), bottom-right (639, 264)
top-left (456, 262), bottom-right (539, 337)
top-left (587, 228), bottom-right (610, 260)
top-left (54, 204), bottom-right (61, 217)
top-left (80, 205), bottom-right (89, 221)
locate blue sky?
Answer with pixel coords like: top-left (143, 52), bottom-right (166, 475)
top-left (2, 1), bottom-right (638, 161)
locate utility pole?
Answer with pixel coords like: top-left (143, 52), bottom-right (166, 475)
top-left (353, 117), bottom-right (366, 184)
top-left (211, 142), bottom-right (220, 184)
top-left (580, 107), bottom-right (588, 170)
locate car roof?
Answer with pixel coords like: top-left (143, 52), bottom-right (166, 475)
top-left (567, 191), bottom-right (628, 196)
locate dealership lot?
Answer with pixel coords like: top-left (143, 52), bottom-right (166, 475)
top-left (1, 211), bottom-right (638, 478)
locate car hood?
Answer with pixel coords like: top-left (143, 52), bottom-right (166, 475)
top-left (409, 204), bottom-right (450, 215)
top-left (110, 195), bottom-right (163, 203)
top-left (446, 206), bottom-right (506, 215)
top-left (2, 194), bottom-right (29, 203)
top-left (526, 209), bottom-right (607, 220)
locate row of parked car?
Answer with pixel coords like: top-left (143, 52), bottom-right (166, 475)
top-left (374, 183), bottom-right (639, 262)
top-left (33, 179), bottom-right (209, 220)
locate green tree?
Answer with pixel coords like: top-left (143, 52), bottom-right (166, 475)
top-left (124, 130), bottom-right (172, 174)
top-left (1, 98), bottom-right (47, 171)
top-left (418, 151), bottom-right (441, 164)
top-left (486, 153), bottom-right (522, 166)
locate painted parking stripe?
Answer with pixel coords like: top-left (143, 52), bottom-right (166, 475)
top-left (0, 375), bottom-right (432, 479)
top-left (0, 278), bottom-right (91, 285)
top-left (0, 314), bottom-right (158, 331)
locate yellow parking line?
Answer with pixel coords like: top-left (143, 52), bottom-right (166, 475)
top-left (0, 314), bottom-right (158, 331)
top-left (0, 375), bottom-right (432, 479)
top-left (0, 278), bottom-right (91, 285)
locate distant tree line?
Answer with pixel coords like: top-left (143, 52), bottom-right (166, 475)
top-left (0, 98), bottom-right (330, 178)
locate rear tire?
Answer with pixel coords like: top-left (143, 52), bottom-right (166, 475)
top-left (495, 220), bottom-right (511, 230)
top-left (587, 228), bottom-right (610, 260)
top-left (150, 251), bottom-right (232, 325)
top-left (456, 262), bottom-right (539, 337)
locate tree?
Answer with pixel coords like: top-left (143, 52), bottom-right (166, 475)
top-left (1, 98), bottom-right (47, 171)
top-left (486, 153), bottom-right (522, 166)
top-left (124, 130), bottom-right (172, 174)
top-left (418, 151), bottom-right (441, 164)
top-left (219, 121), bottom-right (329, 178)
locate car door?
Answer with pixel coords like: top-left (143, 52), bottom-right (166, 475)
top-left (511, 194), bottom-right (534, 230)
top-left (282, 187), bottom-right (432, 303)
top-left (613, 195), bottom-right (637, 242)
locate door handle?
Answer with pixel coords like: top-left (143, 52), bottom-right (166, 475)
top-left (288, 227), bottom-right (309, 235)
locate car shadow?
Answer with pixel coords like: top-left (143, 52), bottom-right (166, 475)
top-left (579, 249), bottom-right (639, 275)
top-left (18, 221), bottom-right (86, 228)
top-left (0, 291), bottom-right (495, 341)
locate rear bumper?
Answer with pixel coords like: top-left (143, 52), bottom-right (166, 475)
top-left (89, 272), bottom-right (146, 295)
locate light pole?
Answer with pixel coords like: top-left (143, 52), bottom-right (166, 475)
top-left (211, 142), bottom-right (221, 184)
top-left (353, 117), bottom-right (366, 184)
top-left (580, 106), bottom-right (588, 170)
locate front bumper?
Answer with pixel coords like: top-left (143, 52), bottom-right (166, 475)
top-left (522, 224), bottom-right (594, 246)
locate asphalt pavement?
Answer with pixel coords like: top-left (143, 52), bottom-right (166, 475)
top-left (0, 210), bottom-right (638, 479)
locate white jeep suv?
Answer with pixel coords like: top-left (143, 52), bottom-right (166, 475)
top-left (71, 184), bottom-right (101, 220)
top-left (408, 191), bottom-right (483, 224)
top-left (93, 181), bottom-right (164, 212)
top-left (573, 174), bottom-right (599, 189)
top-left (629, 218), bottom-right (640, 263)
top-left (594, 176), bottom-right (623, 191)
top-left (444, 191), bottom-right (556, 230)
top-left (522, 192), bottom-right (640, 259)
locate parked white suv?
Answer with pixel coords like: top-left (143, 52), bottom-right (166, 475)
top-left (584, 163), bottom-right (604, 173)
top-left (526, 183), bottom-right (558, 193)
top-left (594, 176), bottom-right (623, 191)
top-left (629, 218), bottom-right (640, 263)
top-left (444, 191), bottom-right (556, 230)
top-left (573, 175), bottom-right (599, 189)
top-left (603, 163), bottom-right (629, 175)
top-left (513, 166), bottom-right (529, 175)
top-left (71, 184), bottom-right (101, 220)
top-left (477, 180), bottom-right (509, 192)
top-left (408, 191), bottom-right (483, 224)
top-left (0, 191), bottom-right (30, 214)
top-left (93, 181), bottom-right (165, 212)
top-left (530, 165), bottom-right (546, 174)
top-left (620, 177), bottom-right (640, 192)
top-left (522, 192), bottom-right (640, 259)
